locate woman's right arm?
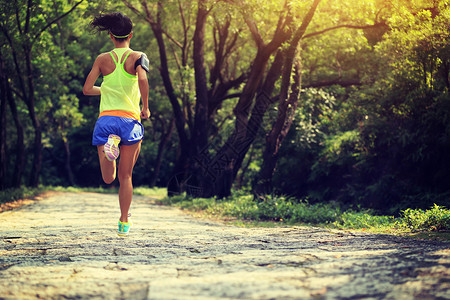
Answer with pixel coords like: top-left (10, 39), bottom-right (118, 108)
top-left (83, 56), bottom-right (102, 96)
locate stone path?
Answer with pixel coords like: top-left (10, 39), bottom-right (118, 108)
top-left (0, 192), bottom-right (449, 299)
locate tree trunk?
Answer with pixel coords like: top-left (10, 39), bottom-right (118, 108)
top-left (147, 2), bottom-right (191, 195)
top-left (235, 145), bottom-right (254, 190)
top-left (0, 52), bottom-right (7, 188)
top-left (6, 79), bottom-right (25, 188)
top-left (24, 47), bottom-right (42, 187)
top-left (63, 138), bottom-right (75, 186)
top-left (231, 50), bottom-right (285, 178)
top-left (186, 0), bottom-right (215, 197)
top-left (167, 146), bottom-right (191, 196)
top-left (151, 19), bottom-right (190, 194)
top-left (192, 0), bottom-right (209, 154)
top-left (150, 118), bottom-right (175, 187)
top-left (254, 61), bottom-right (302, 196)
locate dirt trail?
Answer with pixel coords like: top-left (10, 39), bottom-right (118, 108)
top-left (0, 192), bottom-right (449, 299)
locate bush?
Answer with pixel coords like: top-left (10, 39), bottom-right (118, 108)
top-left (401, 204), bottom-right (450, 231)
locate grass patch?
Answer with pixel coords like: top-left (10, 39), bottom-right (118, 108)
top-left (0, 186), bottom-right (45, 204)
top-left (158, 192), bottom-right (450, 240)
top-left (133, 186), bottom-right (167, 199)
top-left (334, 210), bottom-right (396, 230)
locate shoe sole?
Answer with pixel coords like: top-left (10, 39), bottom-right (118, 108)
top-left (105, 135), bottom-right (121, 161)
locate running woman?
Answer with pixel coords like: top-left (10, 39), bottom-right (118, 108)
top-left (83, 12), bottom-right (150, 237)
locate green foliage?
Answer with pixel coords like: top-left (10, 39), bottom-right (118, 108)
top-left (272, 0), bottom-right (450, 211)
top-left (0, 187), bottom-right (45, 204)
top-left (401, 204), bottom-right (450, 231)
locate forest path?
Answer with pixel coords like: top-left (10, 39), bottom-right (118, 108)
top-left (0, 192), bottom-right (449, 300)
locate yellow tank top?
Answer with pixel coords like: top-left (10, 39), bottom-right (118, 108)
top-left (100, 48), bottom-right (141, 121)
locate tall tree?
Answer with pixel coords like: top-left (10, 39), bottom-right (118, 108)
top-left (0, 44), bottom-right (25, 188)
top-left (0, 49), bottom-right (7, 188)
top-left (254, 0), bottom-right (320, 196)
top-left (189, 0), bottom-right (294, 197)
top-left (0, 0), bottom-right (84, 187)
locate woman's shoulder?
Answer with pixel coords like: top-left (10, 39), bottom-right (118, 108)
top-left (131, 50), bottom-right (148, 58)
top-left (95, 52), bottom-right (112, 62)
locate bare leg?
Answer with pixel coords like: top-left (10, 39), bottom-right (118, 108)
top-left (117, 141), bottom-right (141, 223)
top-left (97, 145), bottom-right (116, 184)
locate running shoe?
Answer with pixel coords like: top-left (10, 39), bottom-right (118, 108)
top-left (118, 218), bottom-right (133, 237)
top-left (104, 134), bottom-right (121, 161)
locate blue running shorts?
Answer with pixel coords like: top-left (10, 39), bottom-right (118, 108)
top-left (92, 116), bottom-right (144, 146)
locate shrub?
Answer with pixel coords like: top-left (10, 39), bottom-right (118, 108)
top-left (401, 204), bottom-right (450, 231)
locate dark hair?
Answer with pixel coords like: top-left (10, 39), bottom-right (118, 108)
top-left (90, 12), bottom-right (133, 41)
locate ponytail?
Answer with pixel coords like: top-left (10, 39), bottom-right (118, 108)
top-left (90, 12), bottom-right (133, 41)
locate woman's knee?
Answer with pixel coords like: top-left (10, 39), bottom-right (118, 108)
top-left (118, 169), bottom-right (132, 183)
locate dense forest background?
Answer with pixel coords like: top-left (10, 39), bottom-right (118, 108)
top-left (1, 0), bottom-right (449, 213)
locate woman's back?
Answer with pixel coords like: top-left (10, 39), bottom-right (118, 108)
top-left (98, 49), bottom-right (141, 77)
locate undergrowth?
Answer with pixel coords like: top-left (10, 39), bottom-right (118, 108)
top-left (161, 192), bottom-right (450, 233)
top-left (401, 204), bottom-right (450, 231)
top-left (0, 186), bottom-right (45, 204)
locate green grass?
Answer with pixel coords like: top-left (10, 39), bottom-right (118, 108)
top-left (133, 186), bottom-right (167, 198)
top-left (156, 192), bottom-right (450, 239)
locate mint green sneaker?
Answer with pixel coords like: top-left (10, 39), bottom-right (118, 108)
top-left (118, 219), bottom-right (133, 237)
